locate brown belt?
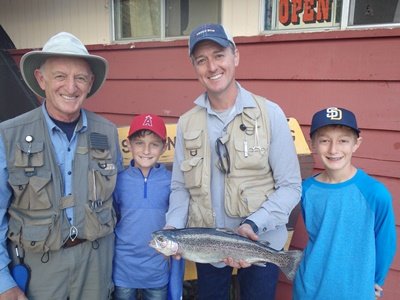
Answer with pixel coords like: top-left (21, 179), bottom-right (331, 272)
top-left (63, 238), bottom-right (87, 249)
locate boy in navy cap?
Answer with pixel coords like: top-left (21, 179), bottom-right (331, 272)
top-left (113, 114), bottom-right (183, 300)
top-left (293, 107), bottom-right (396, 299)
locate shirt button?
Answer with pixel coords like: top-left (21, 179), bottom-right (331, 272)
top-left (68, 171), bottom-right (72, 175)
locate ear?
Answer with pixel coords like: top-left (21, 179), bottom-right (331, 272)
top-left (234, 48), bottom-right (240, 67)
top-left (87, 74), bottom-right (95, 95)
top-left (126, 138), bottom-right (133, 152)
top-left (34, 69), bottom-right (46, 91)
top-left (161, 142), bottom-right (167, 155)
top-left (352, 136), bottom-right (363, 153)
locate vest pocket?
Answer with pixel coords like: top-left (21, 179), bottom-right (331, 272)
top-left (14, 141), bottom-right (44, 167)
top-left (88, 156), bottom-right (117, 203)
top-left (181, 157), bottom-right (203, 190)
top-left (183, 130), bottom-right (203, 150)
top-left (8, 171), bottom-right (52, 210)
top-left (84, 205), bottom-right (116, 241)
top-left (225, 176), bottom-right (273, 217)
top-left (86, 158), bottom-right (117, 240)
top-left (233, 138), bottom-right (268, 170)
top-left (182, 130), bottom-right (204, 190)
top-left (8, 219), bottom-right (52, 253)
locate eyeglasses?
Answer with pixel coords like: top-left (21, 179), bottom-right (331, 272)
top-left (215, 137), bottom-right (230, 174)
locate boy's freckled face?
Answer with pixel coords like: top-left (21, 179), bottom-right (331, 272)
top-left (127, 132), bottom-right (166, 176)
top-left (312, 126), bottom-right (362, 173)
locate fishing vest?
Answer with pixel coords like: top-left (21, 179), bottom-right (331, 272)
top-left (0, 107), bottom-right (118, 253)
top-left (179, 94), bottom-right (275, 227)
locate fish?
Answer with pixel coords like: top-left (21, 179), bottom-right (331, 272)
top-left (149, 227), bottom-right (303, 281)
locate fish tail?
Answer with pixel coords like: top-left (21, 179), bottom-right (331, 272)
top-left (278, 250), bottom-right (303, 281)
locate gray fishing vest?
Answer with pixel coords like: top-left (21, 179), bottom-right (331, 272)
top-left (0, 107), bottom-right (118, 253)
top-left (179, 94), bottom-right (275, 227)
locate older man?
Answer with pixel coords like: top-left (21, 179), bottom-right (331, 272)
top-left (0, 32), bottom-right (122, 300)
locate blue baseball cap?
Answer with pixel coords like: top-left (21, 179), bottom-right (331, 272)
top-left (189, 23), bottom-right (235, 55)
top-left (310, 107), bottom-right (360, 137)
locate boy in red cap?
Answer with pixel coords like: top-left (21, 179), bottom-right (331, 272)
top-left (112, 114), bottom-right (183, 300)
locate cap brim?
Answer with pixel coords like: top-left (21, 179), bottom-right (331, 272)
top-left (20, 51), bottom-right (108, 99)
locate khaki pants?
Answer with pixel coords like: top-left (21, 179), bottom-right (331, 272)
top-left (8, 234), bottom-right (114, 300)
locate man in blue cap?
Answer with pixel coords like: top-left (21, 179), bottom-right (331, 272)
top-left (293, 107), bottom-right (396, 299)
top-left (0, 32), bottom-right (122, 300)
top-left (165, 23), bottom-right (302, 299)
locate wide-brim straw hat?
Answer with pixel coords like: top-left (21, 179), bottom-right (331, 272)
top-left (20, 32), bottom-right (108, 99)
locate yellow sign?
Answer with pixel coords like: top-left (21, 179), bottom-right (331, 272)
top-left (118, 118), bottom-right (310, 166)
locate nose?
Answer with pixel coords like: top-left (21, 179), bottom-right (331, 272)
top-left (64, 76), bottom-right (77, 93)
top-left (143, 143), bottom-right (151, 154)
top-left (207, 58), bottom-right (217, 72)
top-left (328, 142), bottom-right (337, 153)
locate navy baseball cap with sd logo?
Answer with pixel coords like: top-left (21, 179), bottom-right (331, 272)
top-left (310, 107), bottom-right (360, 137)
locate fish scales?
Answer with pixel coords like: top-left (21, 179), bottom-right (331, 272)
top-left (149, 227), bottom-right (303, 281)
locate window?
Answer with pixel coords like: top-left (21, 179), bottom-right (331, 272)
top-left (264, 0), bottom-right (400, 31)
top-left (113, 0), bottom-right (221, 41)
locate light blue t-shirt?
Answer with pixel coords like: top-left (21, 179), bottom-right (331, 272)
top-left (293, 169), bottom-right (396, 300)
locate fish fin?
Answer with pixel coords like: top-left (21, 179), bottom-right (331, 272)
top-left (215, 228), bottom-right (236, 235)
top-left (256, 240), bottom-right (271, 247)
top-left (278, 250), bottom-right (303, 281)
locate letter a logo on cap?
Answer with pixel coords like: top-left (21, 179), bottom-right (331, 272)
top-left (143, 115), bottom-right (153, 127)
top-left (326, 107), bottom-right (342, 120)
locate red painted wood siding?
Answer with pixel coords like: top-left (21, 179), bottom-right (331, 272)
top-left (10, 28), bottom-right (400, 299)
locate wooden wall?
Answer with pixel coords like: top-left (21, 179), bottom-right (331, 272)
top-left (9, 28), bottom-right (400, 299)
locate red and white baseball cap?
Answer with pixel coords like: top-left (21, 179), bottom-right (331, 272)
top-left (128, 114), bottom-right (167, 141)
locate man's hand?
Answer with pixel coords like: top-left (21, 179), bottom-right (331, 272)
top-left (0, 286), bottom-right (28, 300)
top-left (223, 223), bottom-right (259, 269)
top-left (163, 225), bottom-right (182, 260)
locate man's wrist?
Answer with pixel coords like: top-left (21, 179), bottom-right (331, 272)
top-left (240, 219), bottom-right (259, 234)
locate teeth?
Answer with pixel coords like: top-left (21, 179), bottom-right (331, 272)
top-left (209, 74), bottom-right (222, 80)
top-left (329, 157), bottom-right (341, 161)
top-left (62, 95), bottom-right (76, 100)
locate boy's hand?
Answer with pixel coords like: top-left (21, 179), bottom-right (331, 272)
top-left (374, 283), bottom-right (383, 298)
top-left (0, 286), bottom-right (28, 300)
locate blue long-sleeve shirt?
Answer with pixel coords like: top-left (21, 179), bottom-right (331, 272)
top-left (293, 169), bottom-right (396, 299)
top-left (113, 162), bottom-right (172, 288)
top-left (0, 104), bottom-right (122, 293)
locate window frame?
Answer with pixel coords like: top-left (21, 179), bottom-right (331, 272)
top-left (111, 0), bottom-right (221, 42)
top-left (261, 0), bottom-right (400, 34)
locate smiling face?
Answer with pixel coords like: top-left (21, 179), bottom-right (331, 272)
top-left (312, 125), bottom-right (362, 182)
top-left (34, 57), bottom-right (94, 122)
top-left (191, 40), bottom-right (239, 107)
top-left (128, 130), bottom-right (166, 177)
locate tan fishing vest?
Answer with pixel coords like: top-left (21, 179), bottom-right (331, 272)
top-left (179, 94), bottom-right (275, 227)
top-left (0, 107), bottom-right (118, 253)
